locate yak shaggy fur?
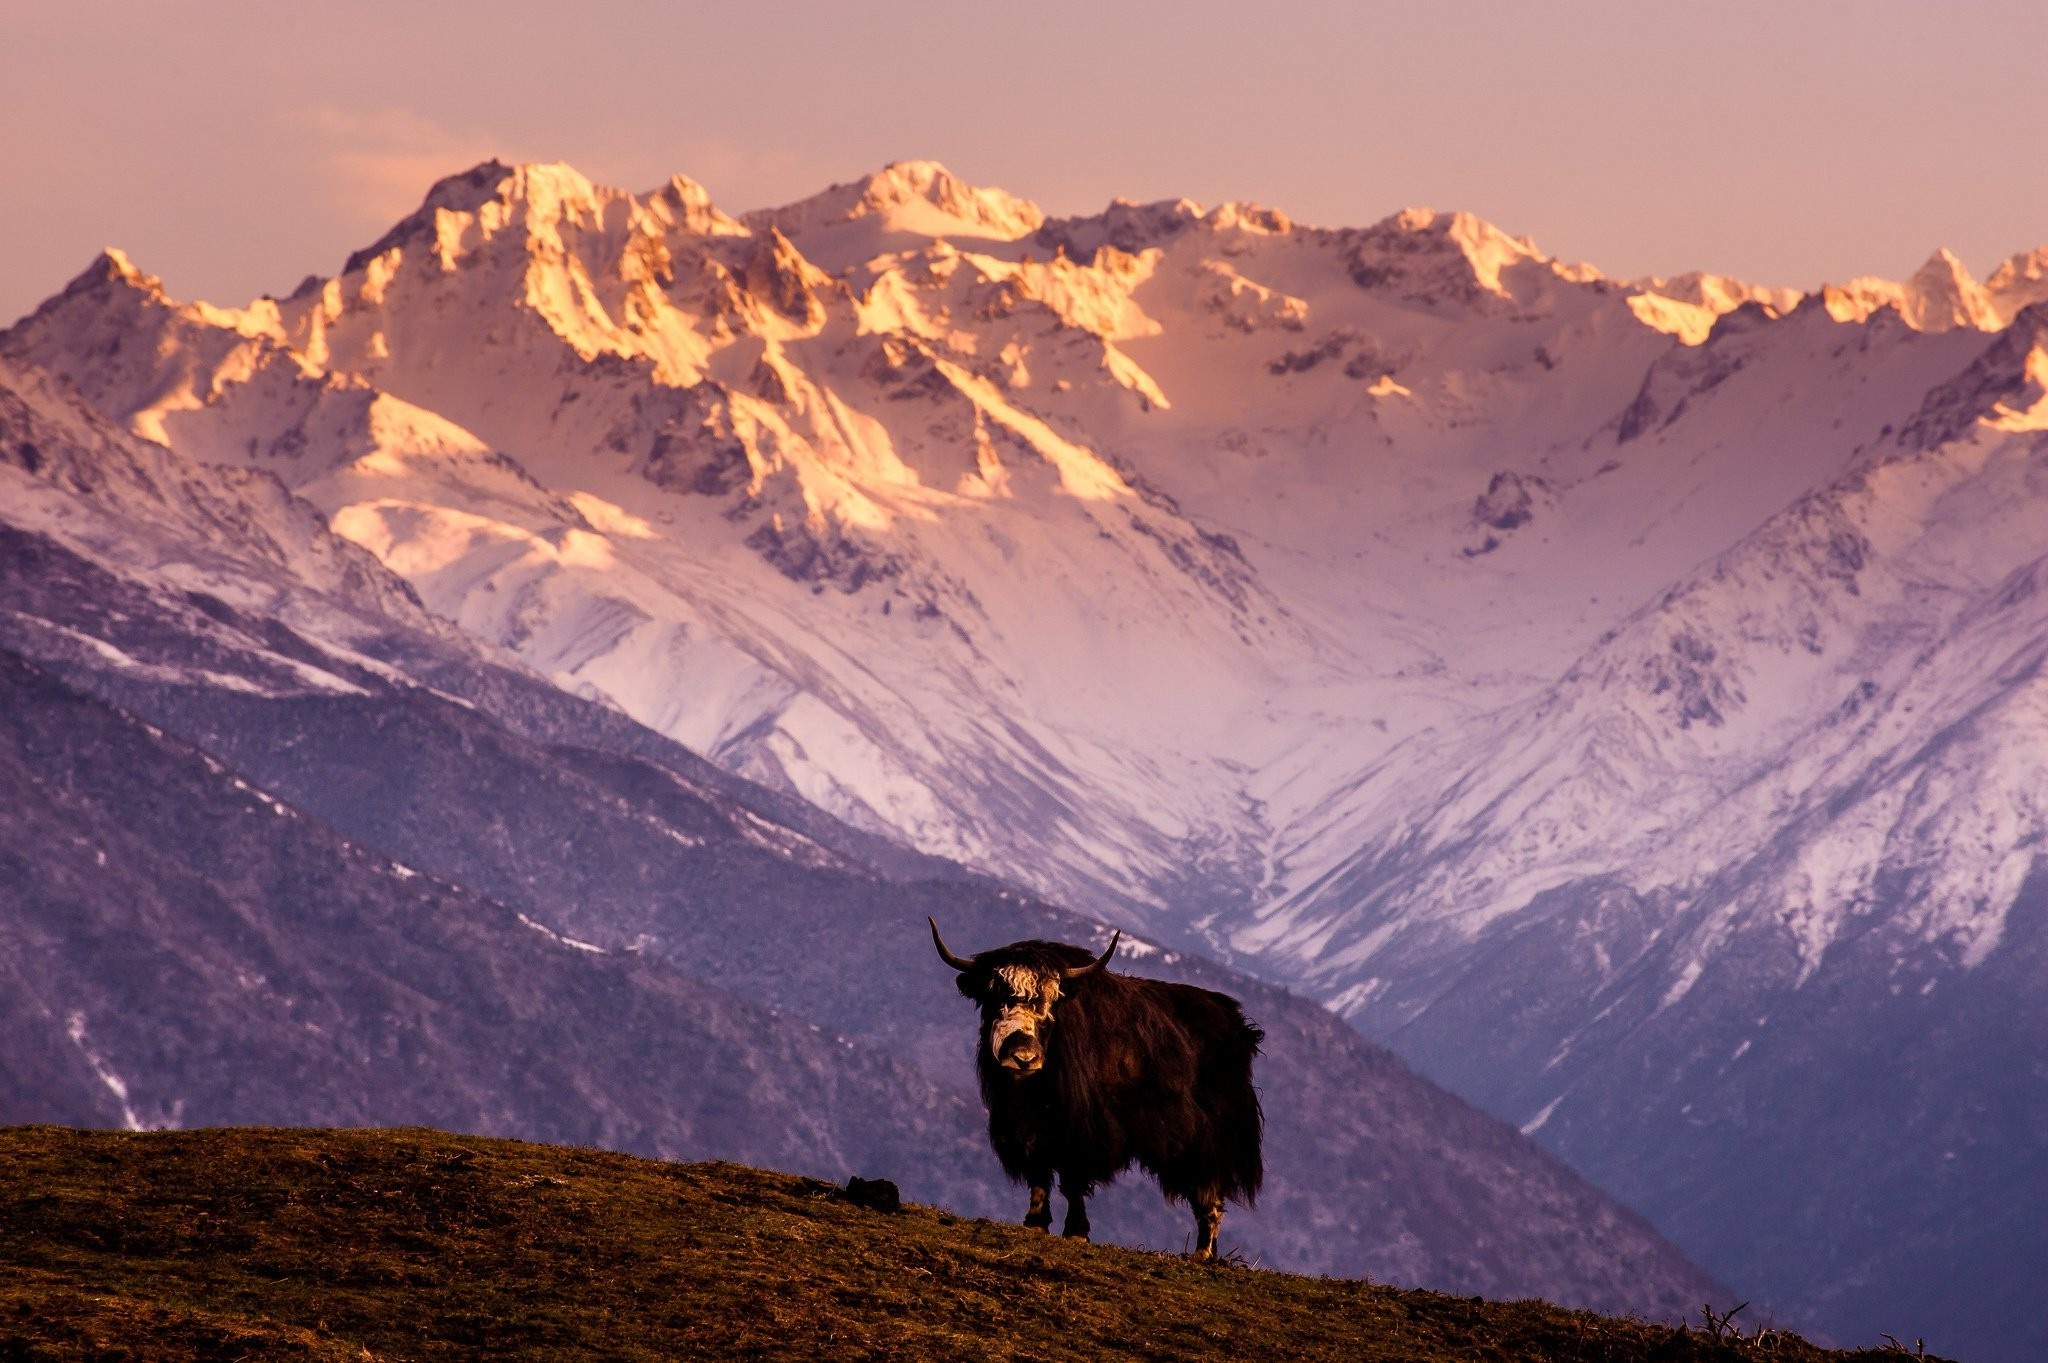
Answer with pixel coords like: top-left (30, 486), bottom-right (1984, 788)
top-left (943, 934), bottom-right (1264, 1257)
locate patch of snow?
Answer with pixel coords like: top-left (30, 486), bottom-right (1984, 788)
top-left (516, 911), bottom-right (606, 954)
top-left (1659, 960), bottom-right (1704, 1011)
top-left (1521, 1096), bottom-right (1564, 1135)
top-left (65, 1012), bottom-right (178, 1132)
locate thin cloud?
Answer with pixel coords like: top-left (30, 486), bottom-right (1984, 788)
top-left (284, 109), bottom-right (834, 225)
top-left (293, 106), bottom-right (501, 228)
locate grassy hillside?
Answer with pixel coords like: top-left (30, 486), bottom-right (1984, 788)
top-left (0, 1127), bottom-right (1944, 1362)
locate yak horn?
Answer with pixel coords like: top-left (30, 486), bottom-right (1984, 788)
top-left (929, 917), bottom-right (975, 972)
top-left (1062, 931), bottom-right (1120, 981)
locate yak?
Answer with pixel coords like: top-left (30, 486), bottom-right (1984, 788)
top-left (929, 918), bottom-right (1264, 1260)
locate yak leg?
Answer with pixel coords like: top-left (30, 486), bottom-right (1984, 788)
top-left (1192, 1191), bottom-right (1225, 1262)
top-left (1023, 1181), bottom-right (1053, 1232)
top-left (1059, 1171), bottom-right (1091, 1241)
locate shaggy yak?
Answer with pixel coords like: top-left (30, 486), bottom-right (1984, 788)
top-left (929, 918), bottom-right (1264, 1260)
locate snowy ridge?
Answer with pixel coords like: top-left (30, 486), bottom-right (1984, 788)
top-left (745, 160), bottom-right (1046, 268)
top-left (1244, 411), bottom-right (2048, 986)
top-left (8, 158), bottom-right (2044, 935)
top-left (0, 353), bottom-right (444, 644)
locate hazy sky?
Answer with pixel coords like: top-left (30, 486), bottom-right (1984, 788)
top-left (4, 1), bottom-right (2044, 324)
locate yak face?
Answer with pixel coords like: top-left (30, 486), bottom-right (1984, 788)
top-left (929, 918), bottom-right (1119, 1080)
top-left (980, 964), bottom-right (1063, 1076)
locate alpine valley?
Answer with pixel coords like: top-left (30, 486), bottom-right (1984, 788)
top-left (5, 158), bottom-right (2045, 1358)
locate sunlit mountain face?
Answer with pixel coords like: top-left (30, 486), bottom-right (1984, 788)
top-left (7, 158), bottom-right (2047, 1359)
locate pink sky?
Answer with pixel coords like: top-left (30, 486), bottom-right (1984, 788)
top-left (3, 0), bottom-right (2044, 325)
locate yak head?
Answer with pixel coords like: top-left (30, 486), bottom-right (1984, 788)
top-left (930, 918), bottom-right (1118, 1078)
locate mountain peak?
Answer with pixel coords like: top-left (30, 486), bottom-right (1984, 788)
top-left (748, 160), bottom-right (1044, 243)
top-left (654, 171), bottom-right (717, 215)
top-left (1343, 205), bottom-right (1555, 307)
top-left (64, 247), bottom-right (163, 304)
top-left (416, 158), bottom-right (518, 215)
top-left (1822, 247), bottom-right (1999, 333)
top-left (1205, 201), bottom-right (1293, 235)
top-left (0, 247), bottom-right (167, 352)
top-left (339, 160), bottom-right (513, 275)
top-left (649, 172), bottom-right (747, 237)
top-left (505, 160), bottom-right (603, 206)
top-left (870, 158), bottom-right (957, 189)
top-left (1033, 197), bottom-right (1206, 261)
top-left (1389, 205), bottom-right (1439, 233)
top-left (1902, 246), bottom-right (1997, 331)
top-left (1630, 271), bottom-right (1802, 315)
top-left (339, 160), bottom-right (631, 276)
top-left (1985, 244), bottom-right (2048, 326)
top-left (1909, 246), bottom-right (1977, 296)
top-left (422, 159), bottom-right (624, 225)
top-left (1625, 272), bottom-right (1805, 344)
top-left (857, 160), bottom-right (1043, 231)
top-left (1375, 206), bottom-right (1531, 251)
top-left (1986, 244), bottom-right (2048, 293)
top-left (91, 246), bottom-right (147, 286)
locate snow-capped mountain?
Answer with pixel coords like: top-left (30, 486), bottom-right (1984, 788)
top-left (5, 167), bottom-right (1311, 923)
top-left (8, 157), bottom-right (2045, 1355)
top-left (0, 355), bottom-right (1725, 1314)
top-left (1228, 301), bottom-right (2048, 1358)
top-left (19, 159), bottom-right (2016, 927)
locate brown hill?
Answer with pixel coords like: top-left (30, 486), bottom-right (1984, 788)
top-left (0, 1127), bottom-right (1945, 1362)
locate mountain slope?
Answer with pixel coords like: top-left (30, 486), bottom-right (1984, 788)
top-left (1, 1128), bottom-right (1942, 1362)
top-left (1236, 315), bottom-right (2048, 1357)
top-left (0, 645), bottom-right (997, 1196)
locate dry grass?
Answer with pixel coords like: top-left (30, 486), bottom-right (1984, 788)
top-left (0, 1127), bottom-right (1943, 1361)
